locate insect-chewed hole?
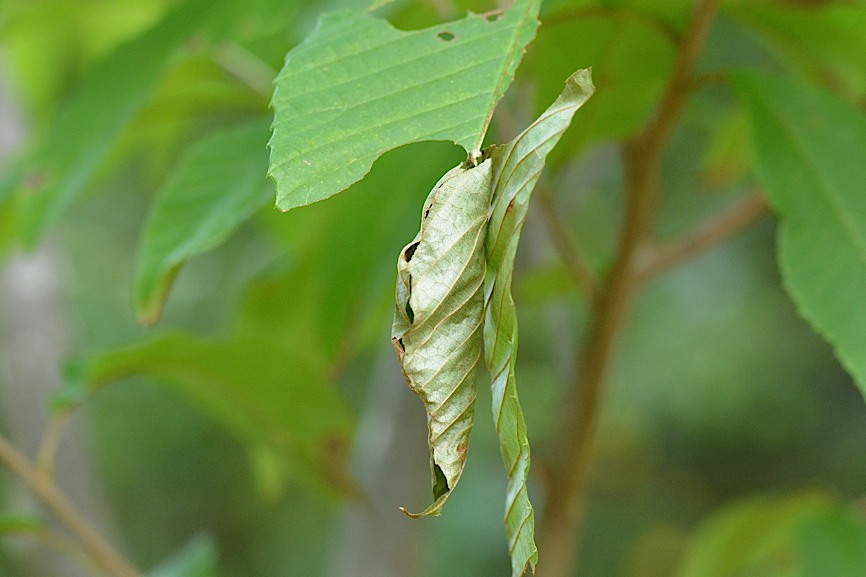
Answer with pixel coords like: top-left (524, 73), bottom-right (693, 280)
top-left (485, 11), bottom-right (503, 22)
top-left (437, 31), bottom-right (456, 41)
top-left (406, 300), bottom-right (415, 324)
top-left (403, 241), bottom-right (420, 262)
top-left (406, 276), bottom-right (415, 323)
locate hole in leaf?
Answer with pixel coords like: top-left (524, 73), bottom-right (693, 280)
top-left (485, 11), bottom-right (503, 22)
top-left (437, 31), bottom-right (455, 41)
top-left (406, 276), bottom-right (415, 323)
top-left (403, 241), bottom-right (419, 262)
top-left (432, 464), bottom-right (450, 500)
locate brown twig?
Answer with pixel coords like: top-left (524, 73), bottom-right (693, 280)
top-left (0, 432), bottom-right (143, 577)
top-left (534, 2), bottom-right (721, 576)
top-left (536, 182), bottom-right (599, 301)
top-left (636, 190), bottom-right (769, 284)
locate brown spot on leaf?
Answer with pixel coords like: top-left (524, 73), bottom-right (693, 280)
top-left (457, 440), bottom-right (468, 461)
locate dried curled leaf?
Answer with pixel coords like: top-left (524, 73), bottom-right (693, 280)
top-left (392, 159), bottom-right (493, 517)
top-left (483, 68), bottom-right (595, 577)
top-left (391, 69), bottom-right (593, 575)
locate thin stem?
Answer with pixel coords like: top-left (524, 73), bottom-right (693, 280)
top-left (36, 411), bottom-right (72, 477)
top-left (211, 42), bottom-right (276, 98)
top-left (536, 181), bottom-right (599, 301)
top-left (6, 523), bottom-right (98, 574)
top-left (636, 191), bottom-right (769, 284)
top-left (535, 2), bottom-right (720, 576)
top-left (0, 432), bottom-right (143, 577)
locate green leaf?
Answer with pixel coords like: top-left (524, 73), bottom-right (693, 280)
top-left (733, 71), bottom-right (866, 393)
top-left (0, 0), bottom-right (168, 120)
top-left (678, 491), bottom-right (866, 577)
top-left (268, 0), bottom-right (540, 211)
top-left (728, 2), bottom-right (866, 99)
top-left (392, 159), bottom-right (493, 517)
top-left (62, 331), bottom-right (353, 498)
top-left (148, 535), bottom-right (218, 577)
top-left (18, 0), bottom-right (218, 246)
top-left (483, 68), bottom-right (594, 577)
top-left (798, 505), bottom-right (866, 577)
top-left (134, 118), bottom-right (272, 325)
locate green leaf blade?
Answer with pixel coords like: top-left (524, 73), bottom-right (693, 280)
top-left (484, 68), bottom-right (594, 577)
top-left (392, 160), bottom-right (493, 517)
top-left (63, 332), bottom-right (354, 499)
top-left (678, 491), bottom-right (866, 577)
top-left (134, 118), bottom-right (272, 325)
top-left (733, 71), bottom-right (866, 391)
top-left (268, 0), bottom-right (540, 211)
top-left (728, 3), bottom-right (866, 99)
top-left (18, 0), bottom-right (217, 245)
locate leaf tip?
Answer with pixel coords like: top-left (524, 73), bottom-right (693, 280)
top-left (134, 264), bottom-right (182, 327)
top-left (399, 504), bottom-right (443, 518)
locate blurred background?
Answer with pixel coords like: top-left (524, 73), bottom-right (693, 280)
top-left (2, 0), bottom-right (866, 576)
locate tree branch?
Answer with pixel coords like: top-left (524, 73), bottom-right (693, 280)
top-left (0, 432), bottom-right (143, 577)
top-left (636, 190), bottom-right (769, 284)
top-left (534, 2), bottom-right (721, 576)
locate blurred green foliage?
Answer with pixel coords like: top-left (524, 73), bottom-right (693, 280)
top-left (1, 0), bottom-right (866, 576)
